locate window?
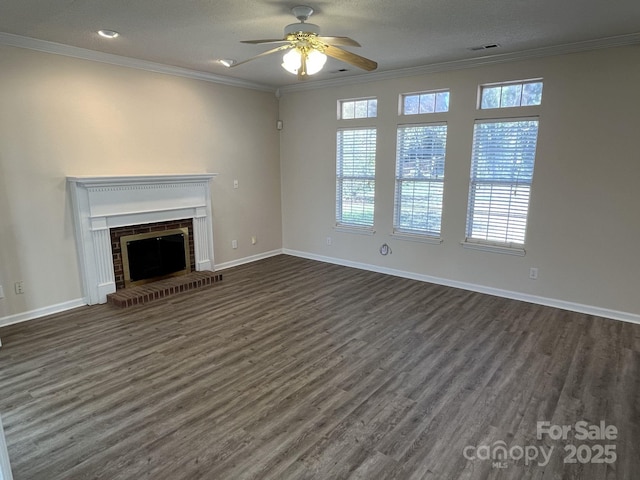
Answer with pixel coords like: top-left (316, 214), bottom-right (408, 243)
top-left (466, 118), bottom-right (539, 246)
top-left (336, 128), bottom-right (377, 227)
top-left (402, 90), bottom-right (450, 115)
top-left (480, 80), bottom-right (543, 109)
top-left (394, 123), bottom-right (447, 236)
top-left (339, 98), bottom-right (377, 119)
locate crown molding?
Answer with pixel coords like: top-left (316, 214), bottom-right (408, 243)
top-left (0, 32), bottom-right (275, 92)
top-left (2, 31), bottom-right (639, 95)
top-left (279, 32), bottom-right (640, 94)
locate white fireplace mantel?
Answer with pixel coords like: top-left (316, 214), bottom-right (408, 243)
top-left (68, 174), bottom-right (217, 305)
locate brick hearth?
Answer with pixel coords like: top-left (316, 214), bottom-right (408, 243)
top-left (107, 271), bottom-right (222, 308)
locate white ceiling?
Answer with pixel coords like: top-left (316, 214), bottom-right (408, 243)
top-left (1, 0), bottom-right (639, 89)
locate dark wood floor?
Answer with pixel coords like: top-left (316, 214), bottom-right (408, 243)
top-left (0, 255), bottom-right (638, 479)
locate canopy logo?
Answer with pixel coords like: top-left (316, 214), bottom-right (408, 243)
top-left (463, 420), bottom-right (618, 469)
top-left (463, 441), bottom-right (552, 468)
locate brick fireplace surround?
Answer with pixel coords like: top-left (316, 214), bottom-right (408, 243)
top-left (110, 219), bottom-right (196, 291)
top-left (68, 174), bottom-right (217, 305)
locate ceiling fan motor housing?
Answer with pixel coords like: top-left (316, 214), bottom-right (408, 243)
top-left (284, 22), bottom-right (320, 36)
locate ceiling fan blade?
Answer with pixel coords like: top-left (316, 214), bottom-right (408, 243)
top-left (317, 36), bottom-right (361, 47)
top-left (230, 44), bottom-right (294, 68)
top-left (323, 44), bottom-right (378, 71)
top-left (241, 39), bottom-right (288, 45)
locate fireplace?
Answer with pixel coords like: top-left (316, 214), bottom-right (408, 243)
top-left (110, 219), bottom-right (196, 290)
top-left (68, 174), bottom-right (217, 304)
top-left (121, 227), bottom-right (190, 287)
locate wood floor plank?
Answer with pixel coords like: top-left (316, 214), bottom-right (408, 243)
top-left (0, 254), bottom-right (638, 479)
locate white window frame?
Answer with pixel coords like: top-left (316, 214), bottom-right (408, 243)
top-left (463, 116), bottom-right (540, 255)
top-left (336, 127), bottom-right (377, 230)
top-left (393, 122), bottom-right (447, 240)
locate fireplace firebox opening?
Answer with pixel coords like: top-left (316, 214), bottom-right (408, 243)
top-left (121, 227), bottom-right (191, 288)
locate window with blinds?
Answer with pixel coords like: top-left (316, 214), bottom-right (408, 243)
top-left (466, 118), bottom-right (539, 245)
top-left (394, 123), bottom-right (447, 236)
top-left (336, 128), bottom-right (377, 227)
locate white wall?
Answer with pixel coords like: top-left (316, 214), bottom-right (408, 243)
top-left (279, 46), bottom-right (640, 318)
top-left (0, 45), bottom-right (282, 320)
top-left (2, 43), bottom-right (639, 323)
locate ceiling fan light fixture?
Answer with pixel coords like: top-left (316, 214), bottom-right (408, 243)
top-left (281, 48), bottom-right (326, 75)
top-left (282, 49), bottom-right (302, 74)
top-left (305, 49), bottom-right (327, 75)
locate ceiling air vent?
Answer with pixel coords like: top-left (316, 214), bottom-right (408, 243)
top-left (469, 43), bottom-right (501, 51)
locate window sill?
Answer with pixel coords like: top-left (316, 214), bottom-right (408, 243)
top-left (461, 240), bottom-right (525, 256)
top-left (391, 232), bottom-right (442, 245)
top-left (334, 225), bottom-right (376, 236)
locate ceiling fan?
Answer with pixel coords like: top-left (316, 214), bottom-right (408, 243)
top-left (229, 5), bottom-right (378, 80)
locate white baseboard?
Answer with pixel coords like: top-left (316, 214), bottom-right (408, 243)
top-left (282, 249), bottom-right (640, 325)
top-left (215, 249), bottom-right (283, 271)
top-left (2, 250), bottom-right (637, 330)
top-left (0, 298), bottom-right (87, 329)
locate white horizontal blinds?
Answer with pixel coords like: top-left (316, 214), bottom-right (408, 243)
top-left (394, 124), bottom-right (447, 235)
top-left (336, 128), bottom-right (377, 227)
top-left (467, 118), bottom-right (539, 245)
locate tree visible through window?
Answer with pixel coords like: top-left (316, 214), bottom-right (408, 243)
top-left (336, 128), bottom-right (377, 227)
top-left (480, 80), bottom-right (543, 109)
top-left (339, 98), bottom-right (378, 119)
top-left (402, 91), bottom-right (450, 115)
top-left (394, 124), bottom-right (447, 236)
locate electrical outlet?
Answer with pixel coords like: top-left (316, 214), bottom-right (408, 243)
top-left (326, 236), bottom-right (332, 246)
top-left (233, 179), bottom-right (239, 189)
top-left (251, 235), bottom-right (257, 245)
top-left (0, 285), bottom-right (4, 299)
top-left (15, 281), bottom-right (25, 294)
top-left (232, 239), bottom-right (238, 249)
top-left (529, 267), bottom-right (539, 280)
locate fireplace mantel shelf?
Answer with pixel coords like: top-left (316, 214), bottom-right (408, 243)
top-left (68, 173), bottom-right (217, 187)
top-left (68, 173), bottom-right (217, 305)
